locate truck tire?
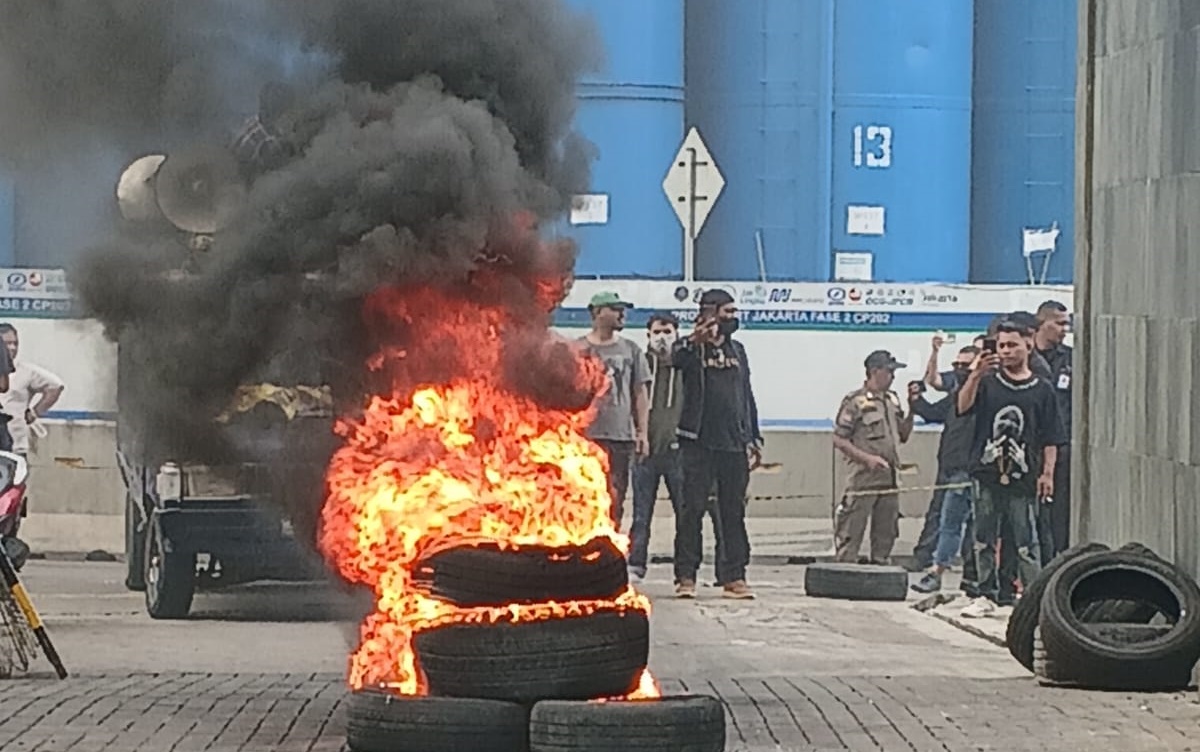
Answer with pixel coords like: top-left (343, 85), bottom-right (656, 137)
top-left (803, 563), bottom-right (907, 601)
top-left (124, 493), bottom-right (147, 592)
top-left (413, 537), bottom-right (628, 607)
top-left (1078, 542), bottom-right (1166, 622)
top-left (1038, 550), bottom-right (1200, 690)
top-left (345, 691), bottom-right (528, 752)
top-left (529, 695), bottom-right (725, 752)
top-left (415, 610), bottom-right (649, 703)
top-left (144, 517), bottom-right (196, 619)
top-left (1006, 541), bottom-right (1109, 671)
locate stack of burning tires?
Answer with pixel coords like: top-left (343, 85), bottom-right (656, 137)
top-left (343, 537), bottom-right (726, 752)
top-left (1006, 541), bottom-right (1200, 691)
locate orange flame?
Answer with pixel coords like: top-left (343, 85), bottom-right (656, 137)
top-left (320, 284), bottom-right (655, 696)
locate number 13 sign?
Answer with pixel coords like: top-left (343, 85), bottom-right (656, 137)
top-left (852, 125), bottom-right (893, 169)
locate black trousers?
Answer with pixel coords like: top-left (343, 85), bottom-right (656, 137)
top-left (1035, 447), bottom-right (1071, 564)
top-left (674, 440), bottom-right (751, 585)
top-left (595, 439), bottom-right (634, 526)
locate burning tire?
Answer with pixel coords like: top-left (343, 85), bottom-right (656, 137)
top-left (528, 695), bottom-right (725, 752)
top-left (345, 690), bottom-right (529, 752)
top-left (415, 610), bottom-right (649, 703)
top-left (1037, 549), bottom-right (1200, 690)
top-left (413, 537), bottom-right (628, 607)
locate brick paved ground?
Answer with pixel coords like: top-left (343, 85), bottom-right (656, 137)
top-left (4, 562), bottom-right (1200, 750)
top-left (1, 672), bottom-right (1199, 751)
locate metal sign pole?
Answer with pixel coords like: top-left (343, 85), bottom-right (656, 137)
top-left (684, 147), bottom-right (697, 282)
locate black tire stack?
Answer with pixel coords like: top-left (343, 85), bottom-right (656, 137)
top-left (1006, 542), bottom-right (1200, 691)
top-left (345, 538), bottom-right (727, 752)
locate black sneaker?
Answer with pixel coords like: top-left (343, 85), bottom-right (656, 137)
top-left (911, 571), bottom-right (942, 594)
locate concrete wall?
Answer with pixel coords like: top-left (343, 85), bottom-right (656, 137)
top-left (1074, 0), bottom-right (1200, 579)
top-left (20, 421), bottom-right (943, 553)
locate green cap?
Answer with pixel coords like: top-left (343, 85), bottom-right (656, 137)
top-left (588, 291), bottom-right (634, 309)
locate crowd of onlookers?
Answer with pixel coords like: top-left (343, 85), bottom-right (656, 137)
top-left (577, 289), bottom-right (760, 601)
top-left (577, 290), bottom-right (1073, 615)
top-left (832, 302), bottom-right (1073, 617)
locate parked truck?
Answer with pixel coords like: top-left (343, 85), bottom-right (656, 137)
top-left (118, 360), bottom-right (338, 619)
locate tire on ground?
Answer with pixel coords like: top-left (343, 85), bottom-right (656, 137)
top-left (345, 691), bottom-right (529, 752)
top-left (529, 695), bottom-right (725, 752)
top-left (1005, 541), bottom-right (1109, 671)
top-left (414, 610), bottom-right (649, 703)
top-left (803, 563), bottom-right (907, 601)
top-left (412, 537), bottom-right (628, 607)
top-left (1078, 542), bottom-right (1166, 623)
top-left (1038, 550), bottom-right (1200, 690)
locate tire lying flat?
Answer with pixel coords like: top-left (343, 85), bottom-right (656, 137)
top-left (344, 691), bottom-right (529, 752)
top-left (529, 695), bottom-right (725, 752)
top-left (804, 563), bottom-right (907, 601)
top-left (415, 610), bottom-right (649, 703)
top-left (1038, 549), bottom-right (1200, 690)
top-left (413, 537), bottom-right (628, 607)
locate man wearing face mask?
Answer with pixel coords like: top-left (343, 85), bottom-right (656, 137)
top-left (627, 313), bottom-right (686, 582)
top-left (832, 351), bottom-right (914, 564)
top-left (672, 290), bottom-right (762, 599)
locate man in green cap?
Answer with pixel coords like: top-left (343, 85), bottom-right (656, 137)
top-left (578, 292), bottom-right (652, 527)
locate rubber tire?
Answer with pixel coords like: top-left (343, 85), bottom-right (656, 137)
top-left (415, 610), bottom-right (649, 703)
top-left (1005, 541), bottom-right (1109, 671)
top-left (803, 563), bottom-right (908, 601)
top-left (1079, 542), bottom-right (1165, 622)
top-left (1038, 550), bottom-right (1200, 690)
top-left (345, 691), bottom-right (529, 752)
top-left (144, 517), bottom-right (197, 620)
top-left (124, 494), bottom-right (147, 591)
top-left (413, 537), bottom-right (628, 607)
top-left (529, 695), bottom-right (725, 752)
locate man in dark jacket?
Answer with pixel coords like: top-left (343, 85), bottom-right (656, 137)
top-left (627, 313), bottom-right (686, 581)
top-left (672, 289), bottom-right (762, 600)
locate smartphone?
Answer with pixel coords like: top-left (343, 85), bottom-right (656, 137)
top-left (982, 338), bottom-right (997, 354)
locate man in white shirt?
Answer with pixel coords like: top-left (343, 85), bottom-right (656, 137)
top-left (0, 324), bottom-right (65, 455)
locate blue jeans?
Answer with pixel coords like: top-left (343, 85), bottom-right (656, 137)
top-left (933, 472), bottom-right (974, 568)
top-left (629, 450), bottom-right (684, 574)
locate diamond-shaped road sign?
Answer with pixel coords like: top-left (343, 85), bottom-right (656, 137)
top-left (662, 127), bottom-right (725, 240)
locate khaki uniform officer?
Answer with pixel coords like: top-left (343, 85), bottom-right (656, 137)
top-left (831, 350), bottom-right (914, 564)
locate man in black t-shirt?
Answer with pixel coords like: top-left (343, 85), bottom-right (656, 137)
top-left (1034, 300), bottom-right (1073, 561)
top-left (957, 321), bottom-right (1064, 617)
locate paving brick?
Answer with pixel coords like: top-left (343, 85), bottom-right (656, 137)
top-left (1, 672), bottom-right (1200, 750)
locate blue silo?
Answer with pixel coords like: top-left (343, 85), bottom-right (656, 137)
top-left (970, 0), bottom-right (1077, 284)
top-left (686, 0), bottom-right (830, 280)
top-left (830, 1), bottom-right (974, 282)
top-left (0, 179), bottom-right (13, 267)
top-left (565, 0), bottom-right (685, 278)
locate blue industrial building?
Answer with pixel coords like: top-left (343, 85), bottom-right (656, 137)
top-left (0, 0), bottom-right (1076, 284)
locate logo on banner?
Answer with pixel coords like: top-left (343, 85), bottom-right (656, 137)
top-left (739, 285), bottom-right (769, 306)
top-left (827, 287), bottom-right (847, 305)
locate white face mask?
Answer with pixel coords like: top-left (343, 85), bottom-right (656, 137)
top-left (648, 331), bottom-right (676, 352)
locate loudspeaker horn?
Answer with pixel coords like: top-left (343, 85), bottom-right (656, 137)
top-left (153, 145), bottom-right (246, 235)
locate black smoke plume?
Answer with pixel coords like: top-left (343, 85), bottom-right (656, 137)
top-left (4, 4), bottom-right (604, 546)
top-left (3, 1), bottom-right (602, 519)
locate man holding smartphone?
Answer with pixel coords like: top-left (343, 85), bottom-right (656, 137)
top-left (672, 289), bottom-right (762, 600)
top-left (956, 321), bottom-right (1064, 618)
